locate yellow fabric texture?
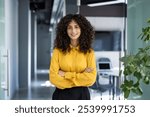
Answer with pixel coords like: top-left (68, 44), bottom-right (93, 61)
top-left (49, 47), bottom-right (97, 89)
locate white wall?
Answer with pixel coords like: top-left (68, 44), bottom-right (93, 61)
top-left (18, 0), bottom-right (31, 89)
top-left (5, 0), bottom-right (18, 99)
top-left (86, 17), bottom-right (125, 31)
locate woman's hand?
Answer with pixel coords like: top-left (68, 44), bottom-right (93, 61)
top-left (84, 67), bottom-right (94, 73)
top-left (58, 70), bottom-right (65, 77)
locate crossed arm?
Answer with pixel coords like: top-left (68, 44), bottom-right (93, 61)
top-left (58, 67), bottom-right (94, 77)
top-left (50, 67), bottom-right (96, 89)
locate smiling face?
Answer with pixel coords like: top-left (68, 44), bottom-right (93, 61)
top-left (67, 20), bottom-right (81, 42)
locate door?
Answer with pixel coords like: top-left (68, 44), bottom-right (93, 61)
top-left (0, 0), bottom-right (8, 99)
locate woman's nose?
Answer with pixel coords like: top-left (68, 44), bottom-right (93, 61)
top-left (72, 28), bottom-right (76, 33)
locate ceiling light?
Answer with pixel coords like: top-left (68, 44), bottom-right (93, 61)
top-left (87, 0), bottom-right (126, 7)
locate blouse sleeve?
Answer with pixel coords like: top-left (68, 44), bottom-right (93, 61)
top-left (64, 50), bottom-right (97, 87)
top-left (49, 49), bottom-right (75, 89)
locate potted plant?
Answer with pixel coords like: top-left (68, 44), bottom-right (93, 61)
top-left (120, 19), bottom-right (150, 98)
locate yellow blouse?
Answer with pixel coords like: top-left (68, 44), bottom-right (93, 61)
top-left (49, 46), bottom-right (97, 89)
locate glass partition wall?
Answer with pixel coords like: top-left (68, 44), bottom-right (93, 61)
top-left (0, 0), bottom-right (8, 99)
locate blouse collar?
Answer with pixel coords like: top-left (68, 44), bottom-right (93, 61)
top-left (70, 44), bottom-right (79, 50)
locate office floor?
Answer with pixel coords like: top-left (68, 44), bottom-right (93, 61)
top-left (12, 74), bottom-right (55, 100)
top-left (12, 74), bottom-right (123, 100)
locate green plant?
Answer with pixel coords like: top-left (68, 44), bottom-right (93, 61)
top-left (120, 19), bottom-right (150, 98)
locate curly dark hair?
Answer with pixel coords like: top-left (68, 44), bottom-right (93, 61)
top-left (54, 14), bottom-right (95, 54)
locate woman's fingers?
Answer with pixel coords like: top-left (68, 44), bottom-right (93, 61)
top-left (84, 67), bottom-right (94, 73)
top-left (58, 70), bottom-right (65, 77)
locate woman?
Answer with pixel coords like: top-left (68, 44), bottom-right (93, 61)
top-left (49, 14), bottom-right (97, 100)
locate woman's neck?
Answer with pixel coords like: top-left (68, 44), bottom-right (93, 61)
top-left (71, 40), bottom-right (78, 47)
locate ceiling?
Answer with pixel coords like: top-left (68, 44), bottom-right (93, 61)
top-left (30, 0), bottom-right (54, 25)
top-left (29, 0), bottom-right (125, 25)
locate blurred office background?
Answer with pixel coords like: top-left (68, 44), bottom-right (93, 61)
top-left (0, 0), bottom-right (150, 100)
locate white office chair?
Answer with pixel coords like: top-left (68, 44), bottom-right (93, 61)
top-left (89, 57), bottom-right (114, 100)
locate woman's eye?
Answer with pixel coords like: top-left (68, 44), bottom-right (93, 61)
top-left (67, 26), bottom-right (72, 29)
top-left (75, 26), bottom-right (79, 28)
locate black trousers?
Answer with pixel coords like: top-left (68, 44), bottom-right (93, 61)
top-left (52, 87), bottom-right (90, 100)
